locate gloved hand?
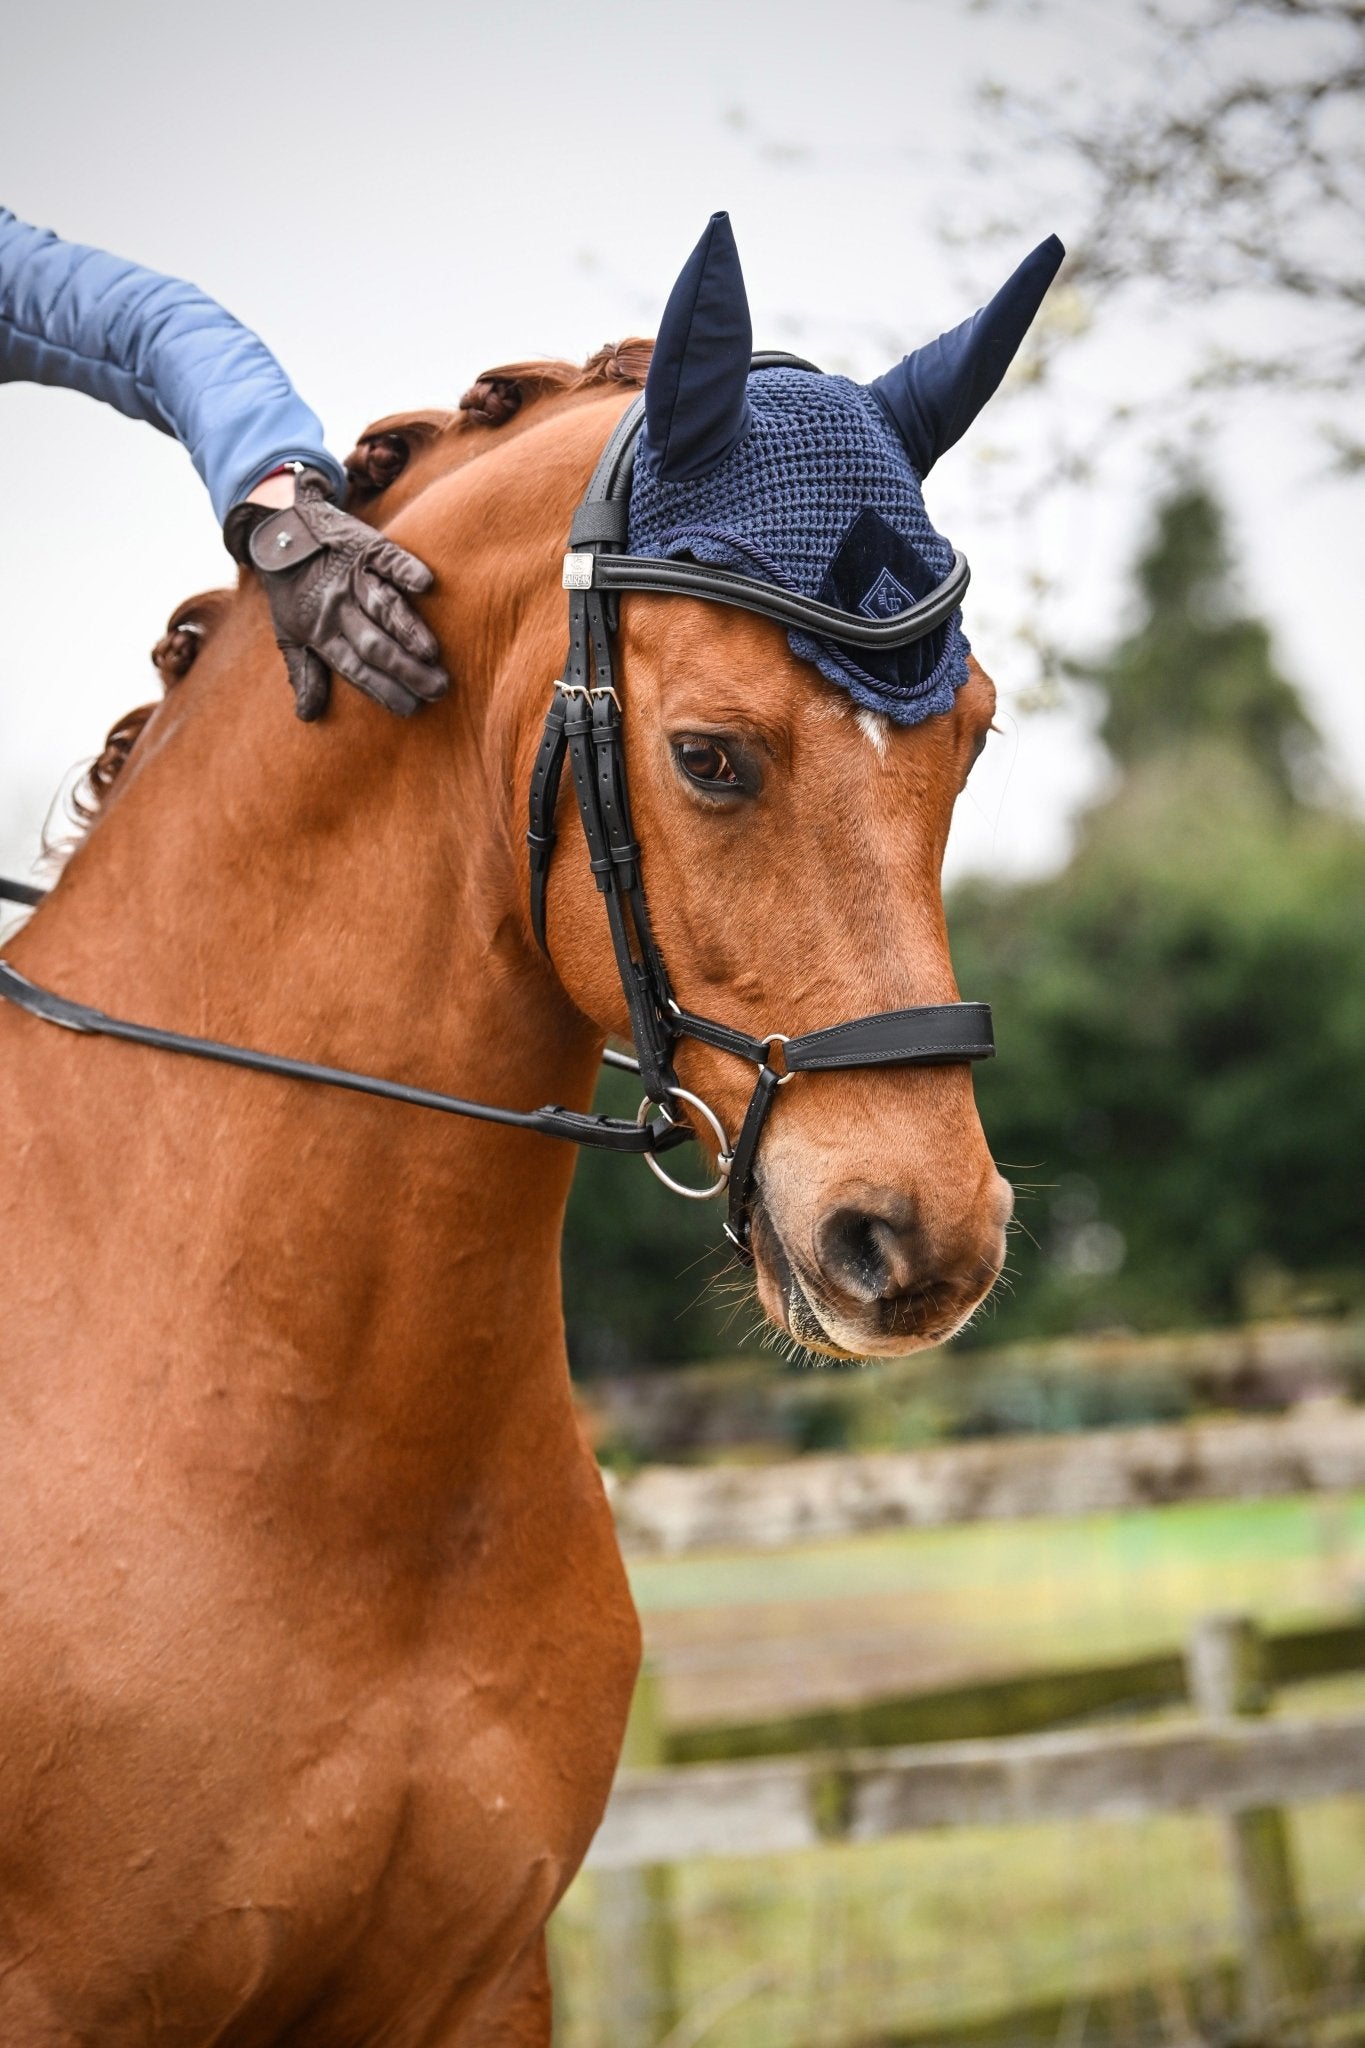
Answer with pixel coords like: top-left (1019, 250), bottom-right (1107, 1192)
top-left (224, 469), bottom-right (449, 721)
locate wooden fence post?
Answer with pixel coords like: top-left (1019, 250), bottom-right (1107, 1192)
top-left (1185, 1614), bottom-right (1318, 2038)
top-left (593, 1661), bottom-right (678, 2048)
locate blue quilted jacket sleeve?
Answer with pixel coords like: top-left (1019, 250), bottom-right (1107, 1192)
top-left (0, 208), bottom-right (347, 523)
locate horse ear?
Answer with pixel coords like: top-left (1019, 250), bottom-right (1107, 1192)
top-left (868, 236), bottom-right (1065, 477)
top-left (643, 213), bottom-right (753, 482)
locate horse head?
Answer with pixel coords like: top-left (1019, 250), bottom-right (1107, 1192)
top-left (365, 215), bottom-right (1062, 1359)
top-left (551, 589), bottom-right (1008, 1356)
top-left (62, 216), bottom-right (1061, 1365)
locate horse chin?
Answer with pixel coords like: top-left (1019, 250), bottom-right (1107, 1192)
top-left (747, 1204), bottom-right (865, 1361)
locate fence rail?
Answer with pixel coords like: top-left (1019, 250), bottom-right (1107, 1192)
top-left (588, 1706), bottom-right (1365, 1868)
top-left (668, 1616), bottom-right (1365, 1762)
top-left (607, 1400), bottom-right (1365, 1554)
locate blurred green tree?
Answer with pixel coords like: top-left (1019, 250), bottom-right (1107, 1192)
top-left (952, 478), bottom-right (1365, 1342)
top-left (1091, 483), bottom-right (1322, 803)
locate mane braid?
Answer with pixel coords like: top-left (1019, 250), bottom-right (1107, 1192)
top-left (70, 587), bottom-right (235, 831)
top-left (457, 337), bottom-right (653, 428)
top-left (73, 340), bottom-right (656, 826)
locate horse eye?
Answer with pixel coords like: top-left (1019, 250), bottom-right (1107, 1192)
top-left (676, 736), bottom-right (740, 788)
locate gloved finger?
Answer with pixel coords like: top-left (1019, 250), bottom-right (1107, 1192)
top-left (338, 605), bottom-right (449, 701)
top-left (284, 643), bottom-right (331, 722)
top-left (363, 537), bottom-right (435, 596)
top-left (320, 636), bottom-right (424, 719)
top-left (355, 571), bottom-right (443, 665)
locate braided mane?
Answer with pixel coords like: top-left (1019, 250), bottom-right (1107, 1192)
top-left (76, 339), bottom-right (655, 822)
top-left (457, 336), bottom-right (653, 429)
top-left (346, 337), bottom-right (653, 500)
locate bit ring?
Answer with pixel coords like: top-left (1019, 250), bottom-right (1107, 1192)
top-left (636, 1087), bottom-right (733, 1200)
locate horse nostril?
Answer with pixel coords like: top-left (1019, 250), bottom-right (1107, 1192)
top-left (814, 1199), bottom-right (920, 1304)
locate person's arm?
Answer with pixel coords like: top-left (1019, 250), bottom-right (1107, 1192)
top-left (0, 208), bottom-right (447, 718)
top-left (0, 207), bottom-right (345, 521)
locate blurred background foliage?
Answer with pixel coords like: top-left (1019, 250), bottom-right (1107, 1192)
top-left (565, 475), bottom-right (1365, 1372)
top-left (556, 12), bottom-right (1365, 2042)
top-left (952, 476), bottom-right (1365, 1345)
top-left (561, 0), bottom-right (1365, 1378)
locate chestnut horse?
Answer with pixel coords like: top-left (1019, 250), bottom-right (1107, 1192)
top-left (0, 348), bottom-right (1009, 2036)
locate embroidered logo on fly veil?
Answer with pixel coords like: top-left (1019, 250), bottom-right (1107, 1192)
top-left (858, 565), bottom-right (916, 622)
top-left (786, 503), bottom-right (956, 706)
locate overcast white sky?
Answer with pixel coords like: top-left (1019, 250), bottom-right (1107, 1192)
top-left (2, 0), bottom-right (1360, 896)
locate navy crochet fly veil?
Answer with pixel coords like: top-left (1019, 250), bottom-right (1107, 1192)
top-left (630, 215), bottom-right (1065, 727)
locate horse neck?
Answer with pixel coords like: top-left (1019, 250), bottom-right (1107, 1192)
top-left (5, 415), bottom-right (613, 1490)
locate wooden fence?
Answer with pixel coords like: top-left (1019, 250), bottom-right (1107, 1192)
top-left (606, 1399), bottom-right (1365, 1555)
top-left (571, 1614), bottom-right (1365, 2048)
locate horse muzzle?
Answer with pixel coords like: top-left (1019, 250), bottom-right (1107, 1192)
top-left (749, 1168), bottom-right (1013, 1359)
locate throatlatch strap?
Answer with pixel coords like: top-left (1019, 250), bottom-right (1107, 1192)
top-left (527, 693), bottom-right (569, 953)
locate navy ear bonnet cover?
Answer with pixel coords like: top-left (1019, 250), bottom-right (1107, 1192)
top-left (626, 215), bottom-right (1063, 728)
top-left (629, 369), bottom-right (965, 725)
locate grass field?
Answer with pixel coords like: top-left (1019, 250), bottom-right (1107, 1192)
top-left (552, 1491), bottom-right (1365, 2048)
top-left (631, 1491), bottom-right (1365, 1724)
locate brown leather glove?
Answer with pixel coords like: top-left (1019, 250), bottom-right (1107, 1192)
top-left (225, 469), bottom-right (449, 721)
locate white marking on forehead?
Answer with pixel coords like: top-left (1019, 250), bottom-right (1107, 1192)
top-left (855, 708), bottom-right (890, 759)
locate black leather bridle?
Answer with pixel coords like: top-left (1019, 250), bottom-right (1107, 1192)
top-left (0, 352), bottom-right (994, 1261)
top-left (525, 353), bottom-right (993, 1257)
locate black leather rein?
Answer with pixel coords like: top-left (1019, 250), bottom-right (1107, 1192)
top-left (0, 352), bottom-right (994, 1260)
top-left (0, 953), bottom-right (684, 1157)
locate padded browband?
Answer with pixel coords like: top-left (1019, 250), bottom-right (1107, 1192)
top-left (564, 386), bottom-right (971, 655)
top-left (569, 551), bottom-right (970, 651)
